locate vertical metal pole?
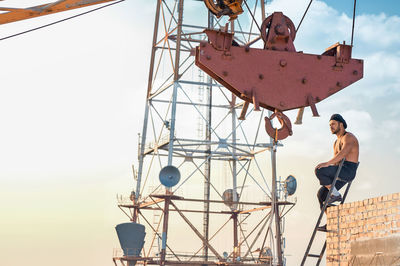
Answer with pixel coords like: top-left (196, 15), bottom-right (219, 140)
top-left (230, 22), bottom-right (238, 208)
top-left (202, 78), bottom-right (212, 260)
top-left (233, 212), bottom-right (239, 261)
top-left (261, 1), bottom-right (283, 262)
top-left (232, 106), bottom-right (239, 258)
top-left (168, 82), bottom-right (178, 166)
top-left (167, 0), bottom-right (184, 166)
top-left (173, 0), bottom-right (184, 82)
top-left (202, 10), bottom-right (213, 261)
top-left (261, 0), bottom-right (266, 20)
top-left (160, 197), bottom-right (171, 265)
top-left (134, 0), bottom-right (162, 213)
top-left (271, 142), bottom-right (283, 265)
top-left (263, 2), bottom-right (283, 262)
top-left (162, 1), bottom-right (183, 263)
top-left (230, 19), bottom-right (239, 260)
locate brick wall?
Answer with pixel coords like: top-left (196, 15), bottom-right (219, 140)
top-left (326, 192), bottom-right (400, 265)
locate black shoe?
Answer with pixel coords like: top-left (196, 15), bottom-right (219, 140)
top-left (326, 194), bottom-right (342, 205)
top-left (317, 224), bottom-right (327, 232)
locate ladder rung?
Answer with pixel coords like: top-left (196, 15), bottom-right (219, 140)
top-left (308, 254), bottom-right (321, 258)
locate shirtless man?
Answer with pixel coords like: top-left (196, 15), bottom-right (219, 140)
top-left (315, 114), bottom-right (359, 209)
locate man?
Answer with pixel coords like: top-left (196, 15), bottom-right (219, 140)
top-left (315, 114), bottom-right (359, 209)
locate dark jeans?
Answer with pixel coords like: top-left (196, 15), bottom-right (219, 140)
top-left (315, 161), bottom-right (358, 209)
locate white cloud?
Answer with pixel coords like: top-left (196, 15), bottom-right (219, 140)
top-left (388, 100), bottom-right (400, 117)
top-left (376, 119), bottom-right (400, 140)
top-left (356, 13), bottom-right (400, 49)
top-left (358, 51), bottom-right (400, 96)
top-left (396, 146), bottom-right (400, 154)
top-left (342, 109), bottom-right (374, 142)
top-left (354, 180), bottom-right (373, 191)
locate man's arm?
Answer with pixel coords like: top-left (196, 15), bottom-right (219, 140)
top-left (326, 135), bottom-right (355, 164)
top-left (316, 135), bottom-right (355, 169)
top-left (333, 139), bottom-right (337, 156)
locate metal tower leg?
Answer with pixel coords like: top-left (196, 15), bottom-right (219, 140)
top-left (134, 0), bottom-right (162, 221)
top-left (202, 11), bottom-right (214, 260)
top-left (202, 60), bottom-right (212, 261)
top-left (271, 142), bottom-right (283, 265)
top-left (160, 197), bottom-right (171, 265)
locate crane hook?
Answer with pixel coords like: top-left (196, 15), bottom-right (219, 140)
top-left (264, 111), bottom-right (293, 141)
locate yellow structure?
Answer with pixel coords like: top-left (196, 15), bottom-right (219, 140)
top-left (0, 0), bottom-right (117, 25)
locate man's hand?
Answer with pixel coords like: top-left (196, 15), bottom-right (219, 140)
top-left (315, 162), bottom-right (330, 169)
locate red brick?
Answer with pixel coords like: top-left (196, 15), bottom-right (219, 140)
top-left (327, 193), bottom-right (400, 265)
top-left (383, 195), bottom-right (388, 201)
top-left (369, 198), bottom-right (374, 204)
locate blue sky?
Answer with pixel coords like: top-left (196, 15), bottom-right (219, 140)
top-left (322, 0), bottom-right (400, 17)
top-left (0, 0), bottom-right (399, 265)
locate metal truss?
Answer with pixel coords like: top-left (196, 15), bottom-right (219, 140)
top-left (115, 0), bottom-right (295, 265)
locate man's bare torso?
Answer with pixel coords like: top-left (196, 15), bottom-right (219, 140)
top-left (334, 132), bottom-right (359, 163)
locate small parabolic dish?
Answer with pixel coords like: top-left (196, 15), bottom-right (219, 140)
top-left (222, 189), bottom-right (239, 208)
top-left (284, 175), bottom-right (297, 195)
top-left (259, 247), bottom-right (273, 263)
top-left (159, 165), bottom-right (181, 188)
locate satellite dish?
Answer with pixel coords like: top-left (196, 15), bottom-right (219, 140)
top-left (130, 191), bottom-right (136, 202)
top-left (222, 189), bottom-right (239, 209)
top-left (259, 247), bottom-right (273, 263)
top-left (284, 175), bottom-right (297, 195)
top-left (159, 166), bottom-right (181, 187)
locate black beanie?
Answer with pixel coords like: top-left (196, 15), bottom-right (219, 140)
top-left (330, 114), bottom-right (347, 129)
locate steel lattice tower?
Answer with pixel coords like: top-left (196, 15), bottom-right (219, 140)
top-left (114, 1), bottom-right (295, 265)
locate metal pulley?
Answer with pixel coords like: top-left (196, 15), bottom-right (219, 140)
top-left (261, 13), bottom-right (296, 42)
top-left (264, 111), bottom-right (293, 141)
top-left (261, 12), bottom-right (296, 52)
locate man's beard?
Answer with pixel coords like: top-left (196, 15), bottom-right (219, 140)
top-left (331, 128), bottom-right (339, 134)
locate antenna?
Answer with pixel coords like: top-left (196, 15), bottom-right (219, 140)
top-left (131, 164), bottom-right (137, 181)
top-left (159, 166), bottom-right (181, 188)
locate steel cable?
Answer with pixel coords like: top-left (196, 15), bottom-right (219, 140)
top-left (0, 0), bottom-right (125, 42)
top-left (351, 0), bottom-right (357, 46)
top-left (296, 0), bottom-right (314, 33)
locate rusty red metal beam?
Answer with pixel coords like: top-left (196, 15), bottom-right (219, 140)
top-left (196, 40), bottom-right (363, 112)
top-left (195, 12), bottom-right (364, 140)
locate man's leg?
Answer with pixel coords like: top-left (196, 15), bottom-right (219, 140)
top-left (316, 186), bottom-right (330, 231)
top-left (317, 186), bottom-right (329, 209)
top-left (315, 166), bottom-right (342, 203)
top-left (315, 166), bottom-right (337, 186)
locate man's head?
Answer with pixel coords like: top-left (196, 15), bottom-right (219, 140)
top-left (329, 114), bottom-right (347, 134)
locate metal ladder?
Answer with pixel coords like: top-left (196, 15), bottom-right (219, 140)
top-left (300, 158), bottom-right (353, 266)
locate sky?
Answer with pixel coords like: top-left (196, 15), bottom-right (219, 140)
top-left (0, 0), bottom-right (399, 266)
